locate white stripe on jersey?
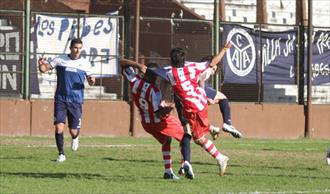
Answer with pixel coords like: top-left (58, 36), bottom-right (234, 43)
top-left (50, 55), bottom-right (92, 76)
top-left (187, 66), bottom-right (196, 79)
top-left (167, 71), bottom-right (176, 85)
top-left (132, 79), bottom-right (141, 94)
top-left (177, 68), bottom-right (186, 82)
top-left (140, 82), bottom-right (150, 99)
top-left (186, 97), bottom-right (205, 111)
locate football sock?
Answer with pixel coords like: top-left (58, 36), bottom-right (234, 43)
top-left (219, 99), bottom-right (231, 125)
top-left (180, 133), bottom-right (191, 163)
top-left (162, 144), bottom-right (172, 174)
top-left (202, 138), bottom-right (222, 161)
top-left (55, 132), bottom-right (64, 155)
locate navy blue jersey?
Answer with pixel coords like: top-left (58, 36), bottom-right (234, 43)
top-left (50, 55), bottom-right (92, 104)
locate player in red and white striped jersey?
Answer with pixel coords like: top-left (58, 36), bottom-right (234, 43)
top-left (120, 58), bottom-right (192, 180)
top-left (166, 45), bottom-right (231, 176)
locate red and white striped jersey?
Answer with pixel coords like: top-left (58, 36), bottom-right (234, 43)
top-left (166, 61), bottom-right (209, 112)
top-left (123, 67), bottom-right (161, 124)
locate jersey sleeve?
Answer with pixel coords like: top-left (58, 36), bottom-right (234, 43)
top-left (201, 67), bottom-right (215, 81)
top-left (49, 57), bottom-right (61, 69)
top-left (195, 61), bottom-right (209, 72)
top-left (122, 67), bottom-right (137, 83)
top-left (83, 60), bottom-right (93, 76)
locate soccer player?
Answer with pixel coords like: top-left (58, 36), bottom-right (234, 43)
top-left (165, 44), bottom-right (231, 176)
top-left (175, 51), bottom-right (242, 140)
top-left (120, 58), bottom-right (192, 180)
top-left (38, 38), bottom-right (95, 162)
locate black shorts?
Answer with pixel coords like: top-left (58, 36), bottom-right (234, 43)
top-left (205, 86), bottom-right (217, 100)
top-left (54, 101), bottom-right (82, 129)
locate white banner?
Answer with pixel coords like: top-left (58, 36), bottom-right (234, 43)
top-left (36, 14), bottom-right (118, 76)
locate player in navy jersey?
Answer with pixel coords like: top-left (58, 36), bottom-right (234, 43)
top-left (199, 54), bottom-right (242, 139)
top-left (166, 44), bottom-right (232, 176)
top-left (120, 58), bottom-right (192, 180)
top-left (38, 38), bottom-right (95, 162)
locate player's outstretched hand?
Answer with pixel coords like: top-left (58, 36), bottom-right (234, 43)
top-left (38, 57), bottom-right (47, 66)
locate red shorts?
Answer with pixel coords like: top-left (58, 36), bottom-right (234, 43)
top-left (142, 115), bottom-right (184, 144)
top-left (183, 106), bottom-right (210, 140)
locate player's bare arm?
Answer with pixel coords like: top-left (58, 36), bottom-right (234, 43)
top-left (209, 42), bottom-right (232, 71)
top-left (38, 57), bottom-right (50, 73)
top-left (120, 58), bottom-right (147, 74)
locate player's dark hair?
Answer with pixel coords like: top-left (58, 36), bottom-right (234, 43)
top-left (70, 38), bottom-right (83, 48)
top-left (200, 55), bottom-right (213, 62)
top-left (170, 47), bottom-right (186, 67)
top-left (147, 62), bottom-right (159, 69)
top-left (144, 62), bottom-right (158, 83)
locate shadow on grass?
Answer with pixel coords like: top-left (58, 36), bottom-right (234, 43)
top-left (103, 157), bottom-right (160, 164)
top-left (0, 172), bottom-right (157, 181)
top-left (0, 172), bottom-right (105, 179)
top-left (0, 156), bottom-right (35, 160)
top-left (102, 157), bottom-right (329, 180)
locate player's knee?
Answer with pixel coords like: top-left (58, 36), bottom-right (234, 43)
top-left (194, 136), bottom-right (205, 146)
top-left (163, 137), bottom-right (172, 146)
top-left (55, 123), bottom-right (65, 133)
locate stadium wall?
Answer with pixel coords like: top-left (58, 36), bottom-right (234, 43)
top-left (0, 99), bottom-right (329, 139)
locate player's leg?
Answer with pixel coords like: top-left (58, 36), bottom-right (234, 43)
top-left (173, 95), bottom-right (194, 179)
top-left (180, 124), bottom-right (194, 179)
top-left (54, 101), bottom-right (67, 162)
top-left (162, 137), bottom-right (179, 180)
top-left (142, 122), bottom-right (180, 180)
top-left (204, 86), bottom-right (221, 140)
top-left (194, 136), bottom-right (229, 176)
top-left (67, 102), bottom-right (82, 151)
top-left (215, 91), bottom-right (242, 138)
top-left (193, 107), bottom-right (229, 176)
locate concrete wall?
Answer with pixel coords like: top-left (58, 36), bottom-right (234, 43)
top-left (0, 99), bottom-right (329, 139)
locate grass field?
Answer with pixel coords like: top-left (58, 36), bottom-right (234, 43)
top-left (0, 136), bottom-right (329, 194)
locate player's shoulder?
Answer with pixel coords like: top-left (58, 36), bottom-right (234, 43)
top-left (77, 57), bottom-right (90, 64)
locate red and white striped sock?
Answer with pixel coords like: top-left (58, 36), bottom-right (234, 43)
top-left (162, 144), bottom-right (172, 174)
top-left (202, 139), bottom-right (222, 161)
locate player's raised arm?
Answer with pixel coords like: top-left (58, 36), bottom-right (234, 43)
top-left (38, 57), bottom-right (51, 73)
top-left (119, 58), bottom-right (147, 74)
top-left (209, 42), bottom-right (232, 70)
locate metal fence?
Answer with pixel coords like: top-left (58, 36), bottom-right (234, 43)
top-left (1, 8), bottom-right (329, 104)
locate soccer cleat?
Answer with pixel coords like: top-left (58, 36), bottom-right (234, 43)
top-left (210, 125), bottom-right (220, 140)
top-left (218, 154), bottom-right (229, 176)
top-left (183, 161), bottom-right (195, 179)
top-left (178, 166), bottom-right (185, 176)
top-left (163, 172), bottom-right (180, 180)
top-left (71, 136), bottom-right (79, 151)
top-left (223, 123), bottom-right (242, 138)
top-left (56, 154), bottom-right (66, 162)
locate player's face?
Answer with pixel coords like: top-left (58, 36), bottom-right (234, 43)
top-left (70, 43), bottom-right (83, 60)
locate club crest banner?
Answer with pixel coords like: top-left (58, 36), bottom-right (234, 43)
top-left (222, 24), bottom-right (330, 85)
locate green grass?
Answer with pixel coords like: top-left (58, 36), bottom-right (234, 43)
top-left (0, 136), bottom-right (329, 194)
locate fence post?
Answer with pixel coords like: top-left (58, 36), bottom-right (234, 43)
top-left (23, 0), bottom-right (30, 100)
top-left (213, 0), bottom-right (220, 91)
top-left (305, 0), bottom-right (313, 138)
